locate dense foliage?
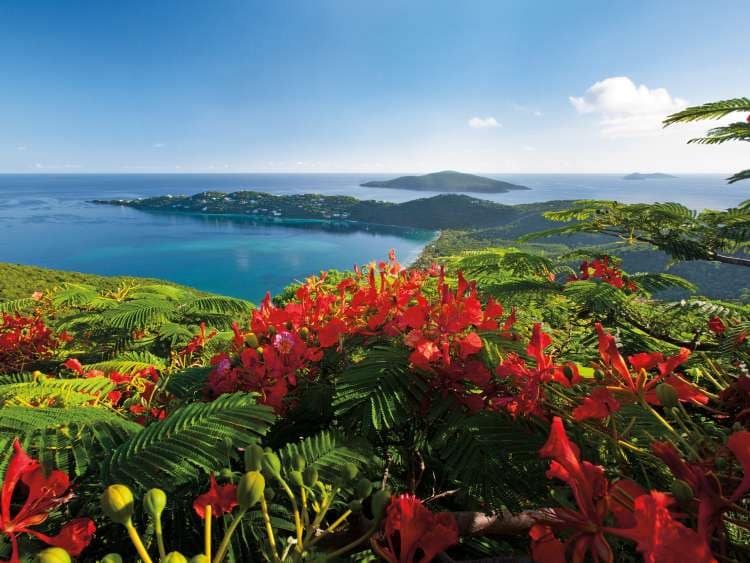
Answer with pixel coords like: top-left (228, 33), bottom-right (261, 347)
top-left (0, 99), bottom-right (749, 562)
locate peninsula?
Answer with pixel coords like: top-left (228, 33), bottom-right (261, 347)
top-left (360, 170), bottom-right (529, 193)
top-left (94, 191), bottom-right (563, 231)
top-left (623, 172), bottom-right (677, 180)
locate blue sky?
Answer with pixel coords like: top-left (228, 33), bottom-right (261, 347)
top-left (1, 1), bottom-right (748, 173)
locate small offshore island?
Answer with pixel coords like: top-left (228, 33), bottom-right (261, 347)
top-left (94, 190), bottom-right (562, 230)
top-left (623, 172), bottom-right (677, 180)
top-left (360, 170), bottom-right (530, 193)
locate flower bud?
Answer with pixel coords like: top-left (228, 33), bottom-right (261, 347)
top-left (303, 466), bottom-right (319, 487)
top-left (219, 468), bottom-right (234, 480)
top-left (656, 383), bottom-right (679, 409)
top-left (244, 444), bottom-right (265, 472)
top-left (100, 555), bottom-right (123, 563)
top-left (189, 556), bottom-right (209, 563)
top-left (237, 471), bottom-right (265, 509)
top-left (715, 456), bottom-right (727, 470)
top-left (267, 325), bottom-right (277, 337)
top-left (163, 553), bottom-right (188, 563)
top-left (671, 479), bottom-right (694, 503)
top-left (143, 488), bottom-right (167, 521)
top-left (101, 484), bottom-right (135, 525)
top-left (299, 327), bottom-right (310, 341)
top-left (293, 454), bottom-right (306, 472)
top-left (34, 548), bottom-right (71, 563)
top-left (262, 452), bottom-right (281, 477)
top-left (288, 470), bottom-right (304, 487)
top-left (355, 478), bottom-right (373, 499)
top-left (349, 499), bottom-right (363, 513)
top-left (265, 487), bottom-right (276, 502)
top-left (244, 332), bottom-right (259, 348)
top-left (371, 489), bottom-right (391, 520)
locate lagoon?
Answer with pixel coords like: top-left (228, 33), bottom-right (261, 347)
top-left (0, 173), bottom-right (743, 301)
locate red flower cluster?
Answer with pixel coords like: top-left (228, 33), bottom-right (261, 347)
top-left (372, 494), bottom-right (459, 563)
top-left (530, 417), bottom-right (715, 563)
top-left (64, 359), bottom-right (167, 423)
top-left (572, 324), bottom-right (707, 421)
top-left (0, 313), bottom-right (67, 374)
top-left (495, 323), bottom-right (579, 418)
top-left (206, 253), bottom-right (515, 413)
top-left (180, 322), bottom-right (218, 359)
top-left (0, 440), bottom-right (95, 562)
top-left (568, 257), bottom-right (637, 292)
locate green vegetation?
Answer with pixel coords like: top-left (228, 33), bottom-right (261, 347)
top-left (359, 170), bottom-right (530, 193)
top-left (0, 262), bottom-right (202, 301)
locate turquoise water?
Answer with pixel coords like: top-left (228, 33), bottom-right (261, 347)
top-left (0, 173), bottom-right (745, 301)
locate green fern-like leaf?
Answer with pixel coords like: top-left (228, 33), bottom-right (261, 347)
top-left (333, 346), bottom-right (427, 433)
top-left (279, 430), bottom-right (374, 483)
top-left (104, 392), bottom-right (275, 490)
top-left (86, 351), bottom-right (167, 374)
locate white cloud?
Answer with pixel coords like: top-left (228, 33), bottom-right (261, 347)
top-left (570, 76), bottom-right (687, 138)
top-left (152, 142), bottom-right (165, 148)
top-left (468, 116), bottom-right (501, 129)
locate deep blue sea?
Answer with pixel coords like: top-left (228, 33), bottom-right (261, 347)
top-left (0, 173), bottom-right (746, 301)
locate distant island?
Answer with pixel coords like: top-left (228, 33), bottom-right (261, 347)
top-left (94, 190), bottom-right (564, 231)
top-left (623, 172), bottom-right (677, 180)
top-left (360, 170), bottom-right (530, 193)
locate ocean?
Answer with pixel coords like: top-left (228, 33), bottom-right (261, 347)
top-left (0, 173), bottom-right (745, 301)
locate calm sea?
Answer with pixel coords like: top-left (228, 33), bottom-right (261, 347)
top-left (0, 173), bottom-right (745, 301)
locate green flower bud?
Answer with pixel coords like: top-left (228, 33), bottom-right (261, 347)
top-left (354, 477), bottom-right (373, 499)
top-left (293, 454), bottom-right (306, 472)
top-left (237, 471), bottom-right (265, 509)
top-left (267, 325), bottom-right (277, 337)
top-left (656, 383), bottom-right (679, 409)
top-left (34, 548), bottom-right (71, 563)
top-left (244, 444), bottom-right (265, 472)
top-left (162, 553), bottom-right (188, 563)
top-left (143, 488), bottom-right (167, 521)
top-left (303, 466), bottom-right (318, 487)
top-left (288, 470), bottom-right (304, 487)
top-left (101, 484), bottom-right (135, 525)
top-left (265, 487), bottom-right (276, 502)
top-left (100, 555), bottom-right (123, 563)
top-left (343, 462), bottom-right (358, 482)
top-left (715, 456), bottom-right (727, 470)
top-left (371, 489), bottom-right (391, 520)
top-left (348, 499), bottom-right (363, 513)
top-left (299, 327), bottom-right (310, 341)
top-left (219, 468), bottom-right (234, 480)
top-left (671, 479), bottom-right (694, 503)
top-left (189, 556), bottom-right (209, 563)
top-left (262, 451), bottom-right (282, 477)
top-left (245, 332), bottom-right (259, 348)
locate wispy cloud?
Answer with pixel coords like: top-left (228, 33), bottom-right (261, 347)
top-left (468, 116), bottom-right (501, 129)
top-left (152, 142), bottom-right (165, 148)
top-left (570, 76), bottom-right (687, 138)
top-left (512, 104), bottom-right (542, 117)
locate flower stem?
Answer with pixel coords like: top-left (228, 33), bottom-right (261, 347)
top-left (204, 505), bottom-right (212, 560)
top-left (154, 519), bottom-right (166, 560)
top-left (259, 496), bottom-right (281, 562)
top-left (212, 507), bottom-right (247, 563)
top-left (125, 522), bottom-right (154, 563)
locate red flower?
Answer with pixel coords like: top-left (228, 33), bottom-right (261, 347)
top-left (62, 358), bottom-right (84, 375)
top-left (707, 316), bottom-right (726, 335)
top-left (375, 494), bottom-right (458, 563)
top-left (0, 440), bottom-right (95, 562)
top-left (31, 518), bottom-right (97, 557)
top-left (457, 332), bottom-right (482, 359)
top-left (193, 475), bottom-right (238, 519)
top-left (609, 492), bottom-right (715, 563)
top-left (593, 323), bottom-right (706, 408)
top-left (572, 387), bottom-right (621, 421)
